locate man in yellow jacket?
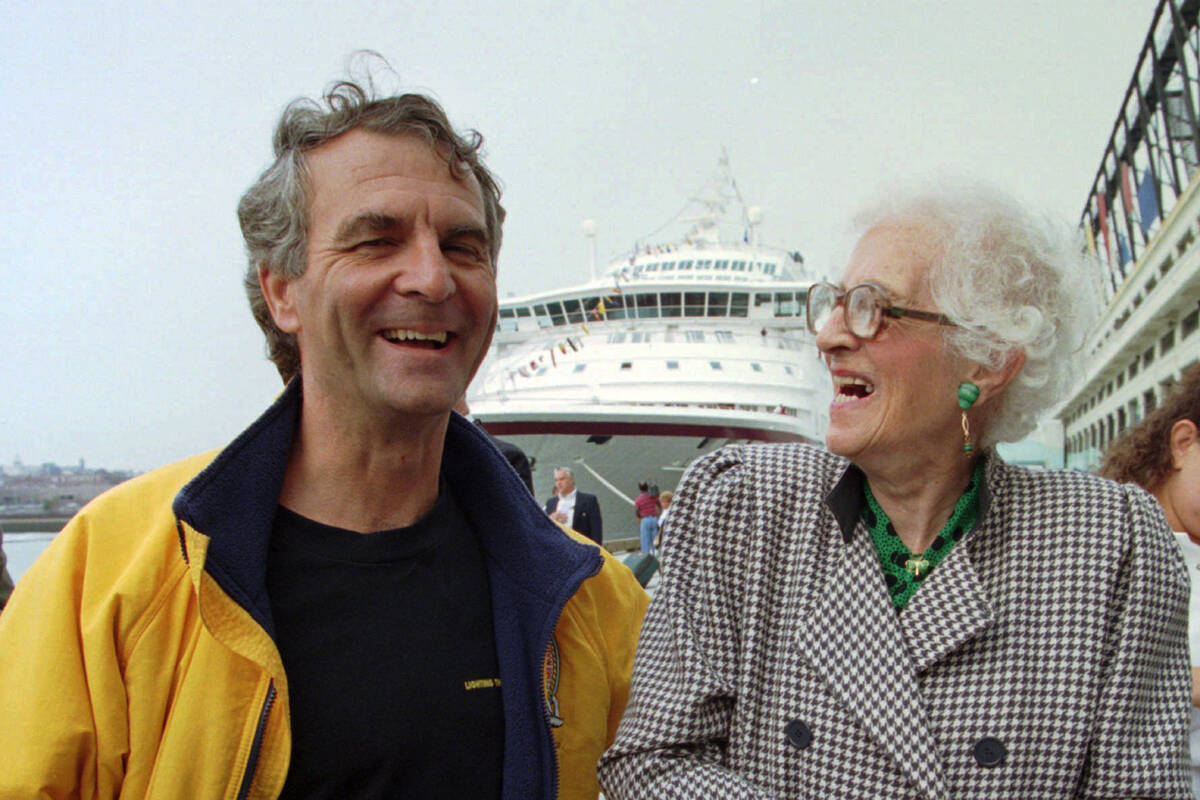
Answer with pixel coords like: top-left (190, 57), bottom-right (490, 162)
top-left (0, 69), bottom-right (647, 799)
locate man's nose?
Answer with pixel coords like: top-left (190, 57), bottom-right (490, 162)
top-left (393, 234), bottom-right (456, 302)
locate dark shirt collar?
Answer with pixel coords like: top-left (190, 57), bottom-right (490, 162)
top-left (824, 455), bottom-right (994, 543)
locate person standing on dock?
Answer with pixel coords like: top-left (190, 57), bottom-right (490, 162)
top-left (633, 481), bottom-right (659, 556)
top-left (0, 63), bottom-right (646, 800)
top-left (546, 466), bottom-right (603, 546)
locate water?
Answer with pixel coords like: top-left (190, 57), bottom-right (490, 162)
top-left (4, 532), bottom-right (57, 584)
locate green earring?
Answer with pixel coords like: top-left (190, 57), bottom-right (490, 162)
top-left (958, 382), bottom-right (979, 454)
top-left (957, 382), bottom-right (980, 410)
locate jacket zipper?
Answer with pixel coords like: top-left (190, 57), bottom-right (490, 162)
top-left (236, 679), bottom-right (276, 800)
top-left (539, 552), bottom-right (605, 799)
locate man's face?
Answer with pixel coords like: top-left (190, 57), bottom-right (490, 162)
top-left (263, 129), bottom-right (497, 425)
top-left (554, 471), bottom-right (575, 496)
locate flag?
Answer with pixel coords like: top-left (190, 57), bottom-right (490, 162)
top-left (1120, 161), bottom-right (1135, 214)
top-left (1097, 192), bottom-right (1111, 264)
top-left (1084, 222), bottom-right (1097, 256)
top-left (550, 348), bottom-right (556, 367)
top-left (567, 338), bottom-right (579, 352)
top-left (1137, 171), bottom-right (1160, 236)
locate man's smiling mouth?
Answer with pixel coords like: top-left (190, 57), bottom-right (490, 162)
top-left (380, 328), bottom-right (450, 349)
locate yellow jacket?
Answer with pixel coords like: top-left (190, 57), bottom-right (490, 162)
top-left (0, 384), bottom-right (648, 799)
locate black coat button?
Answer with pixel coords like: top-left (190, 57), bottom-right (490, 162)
top-left (784, 720), bottom-right (812, 750)
top-left (972, 737), bottom-right (1006, 767)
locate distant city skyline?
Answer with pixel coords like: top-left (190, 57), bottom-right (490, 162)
top-left (2, 1), bottom-right (1158, 470)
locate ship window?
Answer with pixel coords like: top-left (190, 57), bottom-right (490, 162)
top-left (636, 293), bottom-right (659, 318)
top-left (714, 260), bottom-right (730, 270)
top-left (710, 361), bottom-right (723, 370)
top-left (660, 292), bottom-right (682, 317)
top-left (606, 295), bottom-right (627, 320)
top-left (547, 301), bottom-right (567, 327)
top-left (631, 332), bottom-right (651, 343)
top-left (730, 293), bottom-right (749, 318)
top-left (646, 263), bottom-right (659, 271)
top-left (499, 308), bottom-right (516, 318)
top-left (620, 362), bottom-right (633, 370)
top-left (733, 260), bottom-right (747, 271)
top-left (1183, 309), bottom-right (1199, 338)
top-left (707, 292), bottom-right (729, 317)
top-left (774, 292), bottom-right (798, 317)
top-left (633, 265), bottom-right (643, 275)
top-left (666, 360), bottom-right (679, 369)
top-left (677, 260), bottom-right (693, 270)
top-left (662, 261), bottom-right (676, 271)
top-left (696, 259), bottom-right (713, 270)
top-left (715, 331), bottom-right (734, 343)
top-left (684, 292), bottom-right (706, 317)
top-left (764, 263), bottom-right (776, 275)
top-left (686, 330), bottom-right (706, 343)
top-left (1161, 329), bottom-right (1175, 353)
top-left (573, 363), bottom-right (587, 373)
top-left (607, 333), bottom-right (626, 344)
top-left (516, 306), bottom-right (532, 317)
top-left (533, 304), bottom-right (552, 328)
top-left (584, 297), bottom-right (604, 320)
top-left (751, 362), bottom-right (762, 372)
top-left (498, 307), bottom-right (518, 332)
top-left (755, 292), bottom-right (773, 307)
top-left (785, 365), bottom-right (794, 375)
top-left (1143, 345), bottom-right (1155, 367)
top-left (562, 298), bottom-right (584, 323)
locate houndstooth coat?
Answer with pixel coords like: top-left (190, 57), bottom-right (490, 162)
top-left (598, 444), bottom-right (1191, 799)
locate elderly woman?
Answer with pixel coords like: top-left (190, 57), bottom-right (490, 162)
top-left (599, 183), bottom-right (1191, 798)
top-left (1100, 364), bottom-right (1200, 796)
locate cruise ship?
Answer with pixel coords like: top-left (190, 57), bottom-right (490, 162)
top-left (469, 154), bottom-right (830, 529)
top-left (1059, 0), bottom-right (1200, 468)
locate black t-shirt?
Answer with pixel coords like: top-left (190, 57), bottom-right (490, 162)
top-left (267, 484), bottom-right (504, 799)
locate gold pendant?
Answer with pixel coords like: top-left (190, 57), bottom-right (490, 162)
top-left (905, 556), bottom-right (930, 577)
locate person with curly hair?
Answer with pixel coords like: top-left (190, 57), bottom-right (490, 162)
top-left (1101, 363), bottom-right (1200, 795)
top-left (600, 180), bottom-right (1191, 798)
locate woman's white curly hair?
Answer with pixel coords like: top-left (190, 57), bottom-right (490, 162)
top-left (852, 180), bottom-right (1101, 446)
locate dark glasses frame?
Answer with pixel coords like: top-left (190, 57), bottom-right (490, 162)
top-left (805, 280), bottom-right (955, 339)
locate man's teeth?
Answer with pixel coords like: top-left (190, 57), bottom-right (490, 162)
top-left (381, 329), bottom-right (448, 345)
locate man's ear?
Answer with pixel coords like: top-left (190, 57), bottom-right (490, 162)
top-left (259, 265), bottom-right (300, 334)
top-left (967, 349), bottom-right (1027, 406)
top-left (1168, 419), bottom-right (1199, 470)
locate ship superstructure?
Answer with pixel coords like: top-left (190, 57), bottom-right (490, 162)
top-left (470, 154), bottom-right (830, 530)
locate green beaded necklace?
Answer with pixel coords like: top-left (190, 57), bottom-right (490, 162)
top-left (863, 459), bottom-right (984, 610)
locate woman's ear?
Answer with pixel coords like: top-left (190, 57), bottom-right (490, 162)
top-left (259, 265), bottom-right (301, 334)
top-left (967, 349), bottom-right (1027, 406)
top-left (1168, 419), bottom-right (1199, 470)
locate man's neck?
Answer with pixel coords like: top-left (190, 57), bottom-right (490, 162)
top-left (278, 391), bottom-right (450, 533)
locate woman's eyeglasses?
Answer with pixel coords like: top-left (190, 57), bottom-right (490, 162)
top-left (805, 281), bottom-right (955, 340)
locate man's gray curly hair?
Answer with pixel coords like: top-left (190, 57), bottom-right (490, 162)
top-left (852, 180), bottom-right (1099, 447)
top-left (238, 75), bottom-right (504, 382)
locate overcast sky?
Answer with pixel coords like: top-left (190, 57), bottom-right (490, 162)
top-left (1, 0), bottom-right (1155, 471)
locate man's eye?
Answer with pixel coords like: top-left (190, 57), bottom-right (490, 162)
top-left (356, 238), bottom-right (393, 248)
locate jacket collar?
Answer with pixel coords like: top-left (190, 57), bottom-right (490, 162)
top-left (172, 377), bottom-right (602, 642)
